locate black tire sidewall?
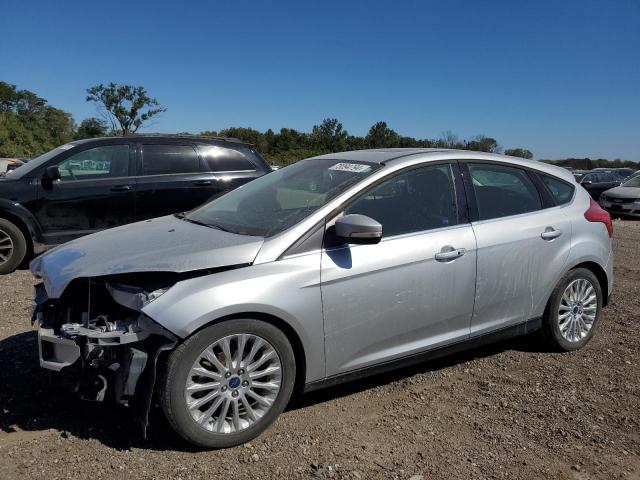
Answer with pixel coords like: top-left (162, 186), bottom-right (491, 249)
top-left (544, 268), bottom-right (603, 351)
top-left (161, 319), bottom-right (296, 449)
top-left (0, 218), bottom-right (27, 275)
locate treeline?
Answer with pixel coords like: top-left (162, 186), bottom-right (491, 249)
top-left (0, 81), bottom-right (108, 157)
top-left (203, 122), bottom-right (534, 166)
top-left (0, 81), bottom-right (533, 163)
top-left (542, 158), bottom-right (638, 170)
top-left (1, 81), bottom-right (636, 170)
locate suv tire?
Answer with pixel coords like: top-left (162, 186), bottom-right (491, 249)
top-left (0, 218), bottom-right (27, 275)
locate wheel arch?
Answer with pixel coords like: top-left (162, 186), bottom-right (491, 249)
top-left (0, 208), bottom-right (35, 264)
top-left (571, 261), bottom-right (610, 306)
top-left (0, 200), bottom-right (46, 262)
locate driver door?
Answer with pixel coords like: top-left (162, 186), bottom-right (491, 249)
top-left (320, 163), bottom-right (477, 376)
top-left (34, 143), bottom-right (136, 245)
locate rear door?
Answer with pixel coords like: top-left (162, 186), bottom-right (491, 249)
top-left (461, 162), bottom-right (572, 335)
top-left (134, 142), bottom-right (221, 220)
top-left (34, 142), bottom-right (135, 245)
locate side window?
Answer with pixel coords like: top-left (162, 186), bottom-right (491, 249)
top-left (540, 174), bottom-right (575, 205)
top-left (197, 144), bottom-right (257, 172)
top-left (141, 144), bottom-right (199, 175)
top-left (57, 145), bottom-right (129, 180)
top-left (468, 163), bottom-right (541, 220)
top-left (345, 164), bottom-right (458, 237)
top-left (581, 173), bottom-right (596, 184)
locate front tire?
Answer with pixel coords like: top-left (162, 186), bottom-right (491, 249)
top-left (160, 319), bottom-right (296, 448)
top-left (0, 218), bottom-right (27, 275)
top-left (542, 268), bottom-right (602, 351)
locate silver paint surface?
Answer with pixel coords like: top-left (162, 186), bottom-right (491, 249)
top-left (30, 215), bottom-right (263, 298)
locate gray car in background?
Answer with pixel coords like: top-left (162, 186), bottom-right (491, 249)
top-left (31, 149), bottom-right (614, 448)
top-left (599, 174), bottom-right (640, 217)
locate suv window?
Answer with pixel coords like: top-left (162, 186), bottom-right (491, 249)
top-left (57, 145), bottom-right (130, 180)
top-left (468, 163), bottom-right (541, 220)
top-left (540, 174), bottom-right (574, 205)
top-left (141, 144), bottom-right (199, 175)
top-left (197, 144), bottom-right (257, 172)
top-left (345, 164), bottom-right (458, 237)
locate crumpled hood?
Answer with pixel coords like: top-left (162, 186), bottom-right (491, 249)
top-left (30, 215), bottom-right (264, 298)
top-left (603, 186), bottom-right (640, 199)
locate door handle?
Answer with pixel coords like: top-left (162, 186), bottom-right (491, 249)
top-left (435, 246), bottom-right (466, 262)
top-left (540, 227), bottom-right (562, 241)
top-left (110, 185), bottom-right (132, 192)
top-left (192, 180), bottom-right (213, 186)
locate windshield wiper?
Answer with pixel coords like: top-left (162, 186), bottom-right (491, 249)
top-left (179, 215), bottom-right (233, 233)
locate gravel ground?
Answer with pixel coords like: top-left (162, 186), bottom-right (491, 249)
top-left (0, 220), bottom-right (638, 480)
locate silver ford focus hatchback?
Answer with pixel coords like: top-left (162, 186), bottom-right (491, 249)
top-left (31, 149), bottom-right (614, 448)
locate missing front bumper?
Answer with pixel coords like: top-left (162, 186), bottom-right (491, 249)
top-left (32, 281), bottom-right (178, 436)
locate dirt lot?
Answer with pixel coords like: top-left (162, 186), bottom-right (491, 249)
top-left (0, 220), bottom-right (638, 480)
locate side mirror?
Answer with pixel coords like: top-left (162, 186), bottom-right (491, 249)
top-left (582, 180), bottom-right (593, 186)
top-left (41, 165), bottom-right (61, 189)
top-left (44, 165), bottom-right (61, 180)
top-left (335, 214), bottom-right (382, 244)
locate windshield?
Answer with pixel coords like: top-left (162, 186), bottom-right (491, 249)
top-left (186, 158), bottom-right (382, 236)
top-left (4, 143), bottom-right (77, 178)
top-left (622, 175), bottom-right (640, 188)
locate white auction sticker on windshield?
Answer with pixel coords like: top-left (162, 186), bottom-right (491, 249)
top-left (328, 163), bottom-right (371, 173)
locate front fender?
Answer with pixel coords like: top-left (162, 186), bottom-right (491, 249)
top-left (142, 254), bottom-right (325, 383)
top-left (0, 198), bottom-right (46, 253)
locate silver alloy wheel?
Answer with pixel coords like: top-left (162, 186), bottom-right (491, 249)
top-left (185, 333), bottom-right (282, 434)
top-left (0, 228), bottom-right (14, 266)
top-left (558, 278), bottom-right (598, 343)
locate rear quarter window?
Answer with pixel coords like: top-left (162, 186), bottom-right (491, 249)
top-left (539, 174), bottom-right (575, 205)
top-left (197, 144), bottom-right (258, 172)
top-left (142, 144), bottom-right (200, 175)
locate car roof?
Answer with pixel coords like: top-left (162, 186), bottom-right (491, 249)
top-left (309, 148), bottom-right (576, 182)
top-left (67, 134), bottom-right (251, 147)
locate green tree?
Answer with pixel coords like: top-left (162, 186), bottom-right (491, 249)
top-left (365, 121), bottom-right (400, 148)
top-left (504, 148), bottom-right (533, 159)
top-left (466, 135), bottom-right (501, 153)
top-left (86, 82), bottom-right (165, 136)
top-left (75, 117), bottom-right (109, 139)
top-left (0, 81), bottom-right (75, 157)
top-left (310, 118), bottom-right (348, 152)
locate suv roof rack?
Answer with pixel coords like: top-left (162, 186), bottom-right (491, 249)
top-left (127, 133), bottom-right (249, 144)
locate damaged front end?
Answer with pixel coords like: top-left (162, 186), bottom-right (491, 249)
top-left (32, 274), bottom-right (179, 436)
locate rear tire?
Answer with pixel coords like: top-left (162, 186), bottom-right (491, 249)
top-left (542, 268), bottom-right (602, 351)
top-left (160, 319), bottom-right (296, 449)
top-left (0, 218), bottom-right (27, 275)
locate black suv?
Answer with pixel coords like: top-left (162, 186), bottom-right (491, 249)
top-left (0, 135), bottom-right (271, 274)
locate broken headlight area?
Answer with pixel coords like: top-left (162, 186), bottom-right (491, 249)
top-left (32, 274), bottom-right (179, 436)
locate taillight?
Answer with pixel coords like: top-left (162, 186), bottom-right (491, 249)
top-left (584, 198), bottom-right (613, 237)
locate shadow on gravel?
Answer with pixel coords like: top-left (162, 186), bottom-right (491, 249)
top-left (0, 329), bottom-right (542, 452)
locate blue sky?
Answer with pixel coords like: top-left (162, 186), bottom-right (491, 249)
top-left (1, 0), bottom-right (639, 160)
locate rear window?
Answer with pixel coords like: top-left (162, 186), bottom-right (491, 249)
top-left (197, 144), bottom-right (257, 172)
top-left (142, 144), bottom-right (200, 175)
top-left (540, 174), bottom-right (574, 205)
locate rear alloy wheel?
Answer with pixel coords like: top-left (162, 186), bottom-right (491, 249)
top-left (542, 268), bottom-right (602, 351)
top-left (160, 319), bottom-right (296, 448)
top-left (0, 218), bottom-right (27, 275)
